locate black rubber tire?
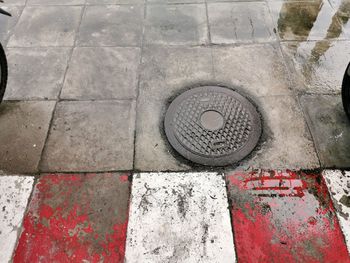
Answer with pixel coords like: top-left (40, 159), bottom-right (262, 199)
top-left (342, 63), bottom-right (350, 120)
top-left (0, 43), bottom-right (8, 103)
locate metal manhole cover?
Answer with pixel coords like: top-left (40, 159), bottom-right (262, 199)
top-left (164, 86), bottom-right (262, 166)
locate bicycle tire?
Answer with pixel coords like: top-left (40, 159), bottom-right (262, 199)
top-left (0, 42), bottom-right (8, 103)
top-left (342, 63), bottom-right (350, 120)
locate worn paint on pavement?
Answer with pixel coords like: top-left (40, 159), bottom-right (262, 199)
top-left (13, 173), bottom-right (130, 263)
top-left (125, 173), bottom-right (236, 263)
top-left (323, 170), bottom-right (350, 254)
top-left (0, 176), bottom-right (34, 263)
top-left (227, 170), bottom-right (349, 262)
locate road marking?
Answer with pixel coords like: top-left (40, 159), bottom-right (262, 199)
top-left (227, 170), bottom-right (349, 262)
top-left (0, 176), bottom-right (34, 263)
top-left (13, 173), bottom-right (130, 262)
top-left (125, 172), bottom-right (236, 263)
top-left (323, 170), bottom-right (350, 254)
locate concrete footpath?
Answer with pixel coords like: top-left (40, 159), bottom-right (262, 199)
top-left (0, 0), bottom-right (350, 174)
top-left (0, 0), bottom-right (350, 261)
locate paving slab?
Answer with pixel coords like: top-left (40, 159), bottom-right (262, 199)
top-left (238, 96), bottom-right (319, 170)
top-left (323, 170), bottom-right (350, 253)
top-left (61, 47), bottom-right (140, 100)
top-left (0, 101), bottom-right (55, 174)
top-left (86, 0), bottom-right (143, 4)
top-left (281, 40), bottom-right (350, 94)
top-left (125, 172), bottom-right (236, 263)
top-left (268, 1), bottom-right (342, 41)
top-left (135, 46), bottom-right (213, 171)
top-left (148, 0), bottom-right (203, 3)
top-left (212, 44), bottom-right (292, 98)
top-left (144, 4), bottom-right (208, 45)
top-left (27, 0), bottom-right (85, 5)
top-left (300, 95), bottom-right (350, 168)
top-left (13, 173), bottom-right (130, 262)
top-left (226, 170), bottom-right (349, 262)
top-left (8, 6), bottom-right (82, 47)
top-left (207, 0), bottom-right (265, 2)
top-left (2, 0), bottom-right (26, 5)
top-left (0, 176), bottom-right (34, 263)
top-left (207, 2), bottom-right (276, 44)
top-left (77, 5), bottom-right (143, 47)
top-left (0, 6), bottom-right (23, 45)
top-left (4, 47), bottom-right (71, 100)
top-left (41, 101), bottom-right (136, 172)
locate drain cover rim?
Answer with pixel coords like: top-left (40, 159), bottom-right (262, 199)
top-left (164, 86), bottom-right (262, 166)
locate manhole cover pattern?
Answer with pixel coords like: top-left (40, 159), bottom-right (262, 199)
top-left (173, 91), bottom-right (252, 157)
top-left (164, 86), bottom-right (261, 166)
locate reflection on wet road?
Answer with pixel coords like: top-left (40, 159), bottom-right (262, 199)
top-left (227, 170), bottom-right (350, 262)
top-left (271, 0), bottom-right (350, 94)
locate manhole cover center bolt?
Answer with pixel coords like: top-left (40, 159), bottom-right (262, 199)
top-left (200, 110), bottom-right (224, 131)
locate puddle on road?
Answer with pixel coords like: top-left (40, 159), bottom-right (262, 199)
top-left (282, 40), bottom-right (350, 93)
top-left (270, 0), bottom-right (350, 93)
top-left (271, 0), bottom-right (350, 41)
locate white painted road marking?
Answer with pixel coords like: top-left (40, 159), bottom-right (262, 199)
top-left (125, 173), bottom-right (236, 263)
top-left (0, 176), bottom-right (34, 263)
top-left (323, 170), bottom-right (350, 253)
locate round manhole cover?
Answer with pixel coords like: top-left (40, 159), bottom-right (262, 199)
top-left (164, 86), bottom-right (262, 166)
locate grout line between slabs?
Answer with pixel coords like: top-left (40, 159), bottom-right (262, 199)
top-left (266, 0), bottom-right (323, 167)
top-left (204, 0), bottom-right (216, 80)
top-left (132, 0), bottom-right (147, 171)
top-left (4, 3), bottom-right (26, 49)
top-left (296, 94), bottom-right (322, 167)
top-left (12, 40), bottom-right (350, 49)
top-left (3, 168), bottom-right (350, 177)
top-left (2, 93), bottom-right (343, 104)
top-left (204, 0), bottom-right (211, 45)
top-left (36, 5), bottom-right (86, 173)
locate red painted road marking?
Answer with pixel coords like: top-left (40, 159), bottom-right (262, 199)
top-left (227, 170), bottom-right (350, 263)
top-left (13, 173), bottom-right (130, 263)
